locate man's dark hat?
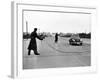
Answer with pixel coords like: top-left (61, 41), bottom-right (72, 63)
top-left (34, 28), bottom-right (37, 31)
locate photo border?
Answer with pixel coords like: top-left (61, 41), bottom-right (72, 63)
top-left (11, 1), bottom-right (97, 78)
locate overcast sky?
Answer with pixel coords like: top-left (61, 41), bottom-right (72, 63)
top-left (23, 11), bottom-right (91, 33)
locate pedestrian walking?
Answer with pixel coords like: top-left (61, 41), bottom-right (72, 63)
top-left (55, 33), bottom-right (58, 43)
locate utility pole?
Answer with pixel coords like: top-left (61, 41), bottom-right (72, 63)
top-left (26, 21), bottom-right (28, 39)
top-left (26, 21), bottom-right (28, 34)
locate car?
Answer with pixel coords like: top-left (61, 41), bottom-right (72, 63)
top-left (69, 34), bottom-right (83, 46)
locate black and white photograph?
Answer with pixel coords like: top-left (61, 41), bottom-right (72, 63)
top-left (23, 9), bottom-right (91, 69)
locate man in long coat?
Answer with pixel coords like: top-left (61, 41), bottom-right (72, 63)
top-left (28, 28), bottom-right (43, 55)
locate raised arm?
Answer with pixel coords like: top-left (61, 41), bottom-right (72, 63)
top-left (36, 33), bottom-right (44, 40)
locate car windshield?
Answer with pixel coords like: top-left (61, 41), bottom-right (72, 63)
top-left (71, 34), bottom-right (80, 39)
top-left (75, 39), bottom-right (80, 41)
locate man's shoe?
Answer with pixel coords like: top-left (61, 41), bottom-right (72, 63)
top-left (28, 54), bottom-right (31, 55)
top-left (28, 51), bottom-right (31, 55)
top-left (35, 53), bottom-right (40, 55)
top-left (28, 53), bottom-right (31, 55)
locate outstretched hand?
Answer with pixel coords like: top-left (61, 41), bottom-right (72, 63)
top-left (40, 35), bottom-right (45, 40)
top-left (41, 36), bottom-right (45, 40)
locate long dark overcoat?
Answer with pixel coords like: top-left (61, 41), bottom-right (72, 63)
top-left (28, 31), bottom-right (42, 50)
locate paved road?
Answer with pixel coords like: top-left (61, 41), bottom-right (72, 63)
top-left (23, 37), bottom-right (91, 69)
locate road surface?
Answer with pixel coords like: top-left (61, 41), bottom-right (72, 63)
top-left (23, 37), bottom-right (91, 69)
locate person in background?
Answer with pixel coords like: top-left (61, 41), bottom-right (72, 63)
top-left (55, 33), bottom-right (58, 43)
top-left (28, 28), bottom-right (43, 55)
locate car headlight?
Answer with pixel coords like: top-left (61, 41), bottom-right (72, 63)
top-left (80, 39), bottom-right (82, 41)
top-left (72, 39), bottom-right (75, 41)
